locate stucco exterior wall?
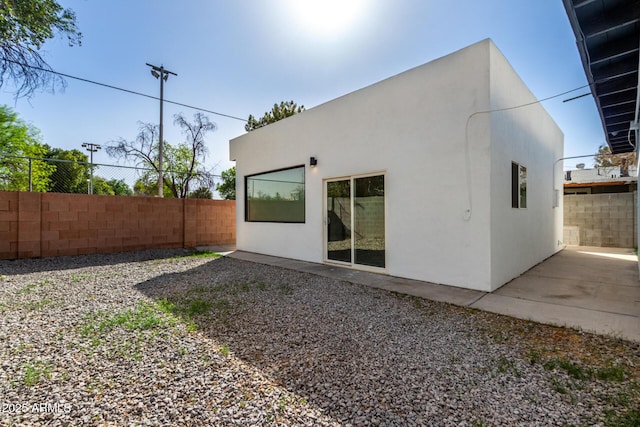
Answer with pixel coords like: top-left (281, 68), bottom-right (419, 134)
top-left (487, 43), bottom-right (565, 290)
top-left (230, 39), bottom-right (563, 292)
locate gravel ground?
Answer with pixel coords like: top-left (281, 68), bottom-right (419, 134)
top-left (0, 250), bottom-right (638, 426)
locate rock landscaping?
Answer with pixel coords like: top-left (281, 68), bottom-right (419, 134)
top-left (0, 250), bottom-right (638, 426)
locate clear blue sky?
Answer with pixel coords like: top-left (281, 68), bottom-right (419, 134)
top-left (2, 0), bottom-right (604, 172)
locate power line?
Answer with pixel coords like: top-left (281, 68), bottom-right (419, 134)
top-left (461, 81), bottom-right (597, 221)
top-left (3, 58), bottom-right (247, 122)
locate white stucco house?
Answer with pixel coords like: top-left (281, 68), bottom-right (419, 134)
top-left (230, 39), bottom-right (564, 292)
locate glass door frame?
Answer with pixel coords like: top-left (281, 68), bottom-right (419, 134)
top-left (323, 171), bottom-right (387, 273)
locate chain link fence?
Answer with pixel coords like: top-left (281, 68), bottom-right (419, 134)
top-left (0, 156), bottom-right (223, 199)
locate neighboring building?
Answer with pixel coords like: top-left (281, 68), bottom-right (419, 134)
top-left (229, 39), bottom-right (564, 292)
top-left (564, 166), bottom-right (637, 194)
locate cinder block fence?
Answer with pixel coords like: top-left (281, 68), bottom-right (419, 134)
top-left (563, 193), bottom-right (637, 248)
top-left (0, 191), bottom-right (235, 260)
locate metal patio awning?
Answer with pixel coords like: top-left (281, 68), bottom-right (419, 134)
top-left (563, 0), bottom-right (640, 154)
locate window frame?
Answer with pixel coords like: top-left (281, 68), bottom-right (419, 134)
top-left (511, 161), bottom-right (527, 209)
top-left (244, 164), bottom-right (306, 223)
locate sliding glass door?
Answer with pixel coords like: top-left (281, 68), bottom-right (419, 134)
top-left (326, 174), bottom-right (385, 269)
top-left (326, 179), bottom-right (351, 263)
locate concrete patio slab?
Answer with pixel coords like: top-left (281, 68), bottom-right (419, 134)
top-left (469, 294), bottom-right (639, 341)
top-left (473, 245), bottom-right (639, 341)
top-left (226, 246), bottom-right (639, 342)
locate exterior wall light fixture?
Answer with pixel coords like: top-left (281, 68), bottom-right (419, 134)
top-left (310, 157), bottom-right (318, 167)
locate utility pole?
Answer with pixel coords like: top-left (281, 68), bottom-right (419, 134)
top-left (146, 63), bottom-right (177, 197)
top-left (82, 142), bottom-right (101, 195)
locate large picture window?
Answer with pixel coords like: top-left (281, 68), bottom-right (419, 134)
top-left (511, 162), bottom-right (527, 209)
top-left (245, 165), bottom-right (305, 222)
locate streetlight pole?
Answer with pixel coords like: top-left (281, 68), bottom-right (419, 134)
top-left (82, 142), bottom-right (101, 195)
top-left (146, 63), bottom-right (177, 197)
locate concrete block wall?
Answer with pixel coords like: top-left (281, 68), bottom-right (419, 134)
top-left (192, 199), bottom-right (236, 246)
top-left (0, 191), bottom-right (235, 259)
top-left (354, 197), bottom-right (385, 239)
top-left (563, 193), bottom-right (637, 248)
top-left (331, 197), bottom-right (385, 239)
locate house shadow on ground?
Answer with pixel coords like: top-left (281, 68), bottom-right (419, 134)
top-left (132, 256), bottom-right (562, 425)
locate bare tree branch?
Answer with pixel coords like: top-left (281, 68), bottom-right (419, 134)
top-left (106, 115), bottom-right (216, 198)
top-left (106, 122), bottom-right (159, 171)
top-left (1, 0), bottom-right (81, 98)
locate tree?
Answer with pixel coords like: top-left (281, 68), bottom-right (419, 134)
top-left (133, 173), bottom-right (172, 198)
top-left (188, 187), bottom-right (213, 199)
top-left (164, 113), bottom-right (216, 198)
top-left (91, 176), bottom-right (114, 195)
top-left (105, 178), bottom-right (132, 196)
top-left (107, 113), bottom-right (216, 198)
top-left (594, 144), bottom-right (637, 177)
top-left (107, 121), bottom-right (158, 169)
top-left (0, 105), bottom-right (53, 191)
top-left (245, 100), bottom-right (305, 132)
top-left (227, 101), bottom-right (304, 199)
top-left (45, 147), bottom-right (90, 193)
top-left (216, 166), bottom-right (235, 200)
top-left (1, 0), bottom-right (81, 98)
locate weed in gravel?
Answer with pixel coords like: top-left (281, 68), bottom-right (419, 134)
top-left (185, 321), bottom-right (198, 332)
top-left (411, 297), bottom-right (424, 310)
top-left (543, 358), bottom-right (591, 380)
top-left (605, 408), bottom-right (640, 427)
top-left (71, 273), bottom-right (93, 283)
top-left (160, 296), bottom-right (217, 317)
top-left (551, 378), bottom-right (568, 395)
top-left (173, 250), bottom-right (221, 259)
top-left (102, 303), bottom-right (166, 331)
top-left (596, 362), bottom-right (627, 382)
top-left (119, 341), bottom-right (142, 361)
top-left (16, 279), bottom-right (53, 295)
top-left (496, 356), bottom-right (521, 377)
top-left (527, 349), bottom-right (542, 365)
top-left (187, 299), bottom-right (212, 316)
top-left (155, 295), bottom-right (226, 331)
top-left (16, 283), bottom-right (37, 295)
top-left (220, 343), bottom-right (231, 356)
top-left (78, 302), bottom-right (179, 361)
top-left (22, 361), bottom-right (51, 386)
top-left (81, 300), bottom-right (177, 337)
top-left (23, 298), bottom-right (53, 311)
top-left (188, 285), bottom-right (209, 295)
top-left (534, 354), bottom-right (639, 421)
top-left (607, 388), bottom-right (633, 407)
top-left (487, 330), bottom-right (510, 345)
top-left (277, 283), bottom-right (294, 295)
top-left (157, 297), bottom-right (177, 315)
top-left (277, 395), bottom-right (287, 412)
